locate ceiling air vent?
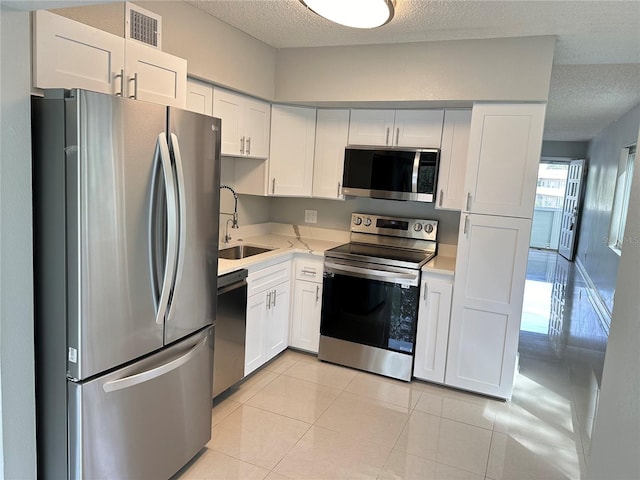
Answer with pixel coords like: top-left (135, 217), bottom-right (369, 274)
top-left (126, 2), bottom-right (162, 49)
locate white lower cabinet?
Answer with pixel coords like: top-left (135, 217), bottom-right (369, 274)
top-left (290, 258), bottom-right (324, 353)
top-left (244, 261), bottom-right (291, 376)
top-left (445, 214), bottom-right (532, 399)
top-left (413, 272), bottom-right (453, 383)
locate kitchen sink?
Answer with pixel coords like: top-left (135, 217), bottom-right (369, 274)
top-left (218, 245), bottom-right (274, 260)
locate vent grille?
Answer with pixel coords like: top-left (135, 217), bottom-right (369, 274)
top-left (126, 3), bottom-right (162, 49)
top-left (130, 10), bottom-right (157, 47)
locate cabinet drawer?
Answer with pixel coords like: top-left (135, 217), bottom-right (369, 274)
top-left (247, 261), bottom-right (291, 297)
top-left (294, 259), bottom-right (323, 283)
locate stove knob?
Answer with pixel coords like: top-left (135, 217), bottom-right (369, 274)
top-left (364, 217), bottom-right (372, 227)
top-left (353, 216), bottom-right (363, 226)
top-left (424, 223), bottom-right (434, 234)
top-left (413, 223), bottom-right (423, 232)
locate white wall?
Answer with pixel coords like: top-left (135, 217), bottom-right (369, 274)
top-left (576, 104), bottom-right (640, 313)
top-left (275, 36), bottom-right (556, 104)
top-left (588, 122), bottom-right (640, 480)
top-left (0, 4), bottom-right (37, 478)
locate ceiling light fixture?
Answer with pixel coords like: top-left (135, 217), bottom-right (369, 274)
top-left (300, 0), bottom-right (396, 29)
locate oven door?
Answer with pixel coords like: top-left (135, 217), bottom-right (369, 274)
top-left (320, 259), bottom-right (420, 354)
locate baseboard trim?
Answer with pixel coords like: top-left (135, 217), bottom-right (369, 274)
top-left (575, 257), bottom-right (612, 335)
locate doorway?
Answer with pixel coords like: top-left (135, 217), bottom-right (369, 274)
top-left (529, 160), bottom-right (570, 250)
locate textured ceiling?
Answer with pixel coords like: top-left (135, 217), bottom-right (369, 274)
top-left (187, 0), bottom-right (640, 142)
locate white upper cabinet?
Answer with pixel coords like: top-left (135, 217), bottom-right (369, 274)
top-left (464, 103), bottom-right (546, 218)
top-left (446, 213), bottom-right (532, 399)
top-left (394, 110), bottom-right (445, 148)
top-left (33, 10), bottom-right (187, 108)
top-left (347, 109), bottom-right (396, 146)
top-left (243, 97), bottom-right (272, 159)
top-left (185, 78), bottom-right (213, 116)
top-left (124, 40), bottom-right (187, 108)
top-left (268, 105), bottom-right (317, 197)
top-left (348, 109), bottom-right (444, 148)
top-left (33, 10), bottom-right (125, 96)
top-left (313, 109), bottom-right (350, 200)
top-left (436, 109), bottom-right (472, 211)
top-left (213, 88), bottom-right (270, 159)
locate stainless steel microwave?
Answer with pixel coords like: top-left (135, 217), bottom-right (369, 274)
top-left (342, 147), bottom-right (440, 202)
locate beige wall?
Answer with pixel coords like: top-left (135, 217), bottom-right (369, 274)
top-left (275, 36), bottom-right (556, 105)
top-left (51, 2), bottom-right (123, 35)
top-left (52, 1), bottom-right (277, 100)
top-left (50, 3), bottom-right (554, 106)
top-left (270, 196), bottom-right (461, 246)
top-left (0, 4), bottom-right (36, 478)
top-left (139, 1), bottom-right (276, 100)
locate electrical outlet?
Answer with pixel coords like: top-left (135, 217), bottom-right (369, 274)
top-left (304, 209), bottom-right (317, 224)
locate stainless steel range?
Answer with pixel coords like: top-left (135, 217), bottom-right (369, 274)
top-left (319, 213), bottom-right (438, 381)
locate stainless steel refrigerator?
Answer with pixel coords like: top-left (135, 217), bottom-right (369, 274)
top-left (32, 89), bottom-right (221, 479)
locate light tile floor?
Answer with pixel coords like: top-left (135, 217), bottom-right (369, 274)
top-left (174, 249), bottom-right (606, 480)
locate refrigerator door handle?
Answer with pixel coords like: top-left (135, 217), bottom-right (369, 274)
top-left (102, 336), bottom-right (209, 393)
top-left (168, 133), bottom-right (187, 314)
top-left (155, 133), bottom-right (179, 326)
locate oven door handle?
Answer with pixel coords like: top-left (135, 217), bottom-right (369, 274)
top-left (325, 262), bottom-right (419, 285)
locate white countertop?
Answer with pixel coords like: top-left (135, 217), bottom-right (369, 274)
top-left (217, 222), bottom-right (457, 277)
top-left (217, 234), bottom-right (344, 276)
top-left (422, 255), bottom-right (456, 276)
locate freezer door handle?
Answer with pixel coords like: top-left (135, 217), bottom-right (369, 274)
top-left (155, 133), bottom-right (179, 326)
top-left (102, 336), bottom-right (208, 393)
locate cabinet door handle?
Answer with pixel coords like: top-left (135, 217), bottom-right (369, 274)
top-left (266, 291), bottom-right (271, 310)
top-left (439, 189), bottom-right (444, 207)
top-left (246, 137), bottom-right (251, 155)
top-left (423, 283), bottom-right (428, 301)
top-left (272, 178), bottom-right (276, 194)
top-left (466, 193), bottom-right (472, 211)
top-left (301, 269), bottom-right (316, 276)
top-left (114, 69), bottom-right (124, 96)
top-left (337, 182), bottom-right (341, 198)
top-left (463, 215), bottom-right (470, 235)
top-left (315, 285), bottom-right (320, 302)
top-left (128, 73), bottom-right (138, 99)
top-left (272, 289), bottom-right (277, 308)
top-left (240, 136), bottom-right (245, 155)
top-left (395, 127), bottom-right (400, 146)
top-left (385, 127), bottom-right (390, 146)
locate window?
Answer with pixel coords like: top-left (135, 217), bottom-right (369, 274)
top-left (609, 145), bottom-right (636, 254)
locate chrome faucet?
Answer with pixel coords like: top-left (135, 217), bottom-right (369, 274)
top-left (220, 185), bottom-right (239, 244)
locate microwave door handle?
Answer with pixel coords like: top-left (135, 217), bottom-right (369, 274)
top-left (411, 151), bottom-right (420, 195)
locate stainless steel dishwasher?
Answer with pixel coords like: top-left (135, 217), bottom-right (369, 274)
top-left (213, 269), bottom-right (248, 398)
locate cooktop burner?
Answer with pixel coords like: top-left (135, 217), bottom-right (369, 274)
top-left (326, 242), bottom-right (435, 269)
